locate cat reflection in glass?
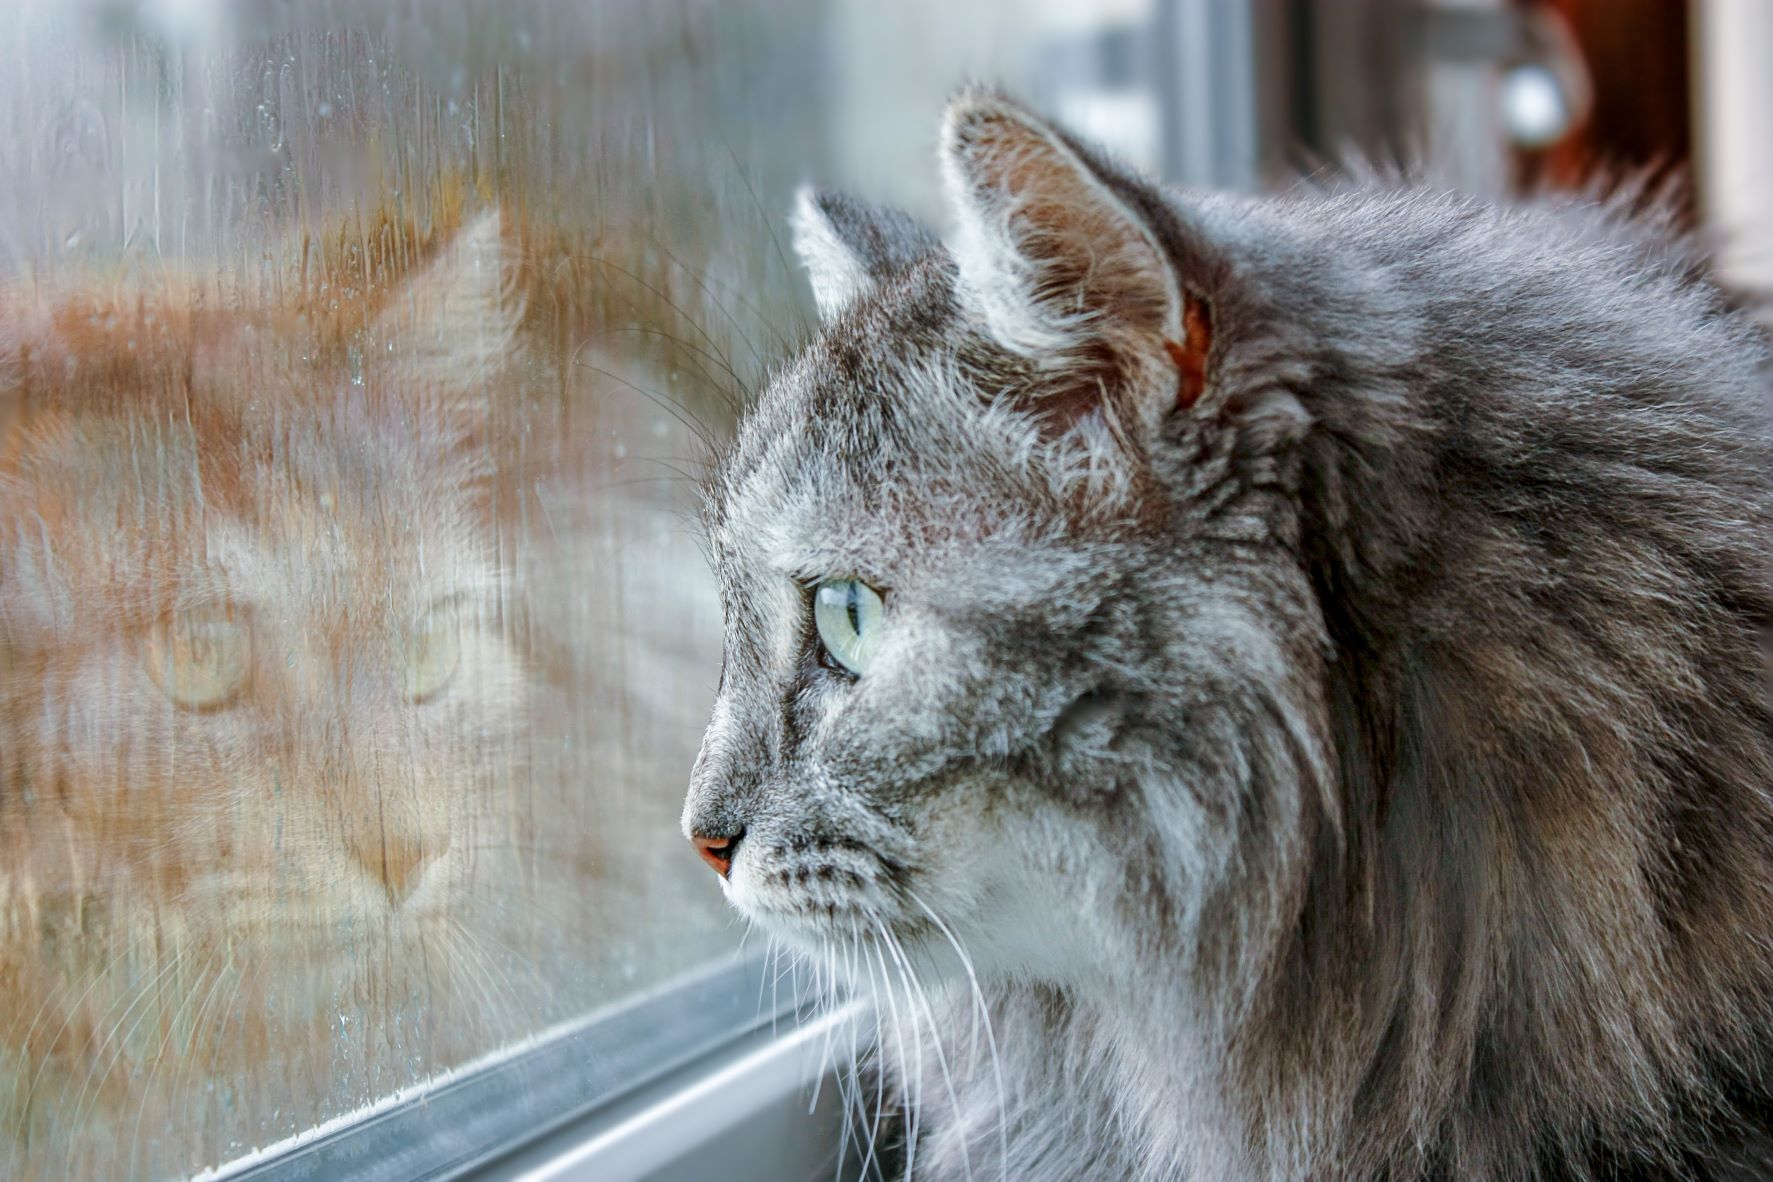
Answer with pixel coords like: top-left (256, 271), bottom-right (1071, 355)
top-left (0, 212), bottom-right (527, 1172)
top-left (685, 92), bottom-right (1773, 1179)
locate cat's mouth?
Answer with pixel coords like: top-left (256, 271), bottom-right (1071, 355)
top-left (177, 858), bottom-right (462, 939)
top-left (26, 878), bottom-right (471, 1001)
top-left (725, 833), bottom-right (913, 943)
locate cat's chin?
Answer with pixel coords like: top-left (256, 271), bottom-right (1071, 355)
top-left (133, 879), bottom-right (478, 1011)
top-left (736, 904), bottom-right (977, 1004)
top-left (721, 874), bottom-right (939, 972)
top-left (743, 901), bottom-right (905, 948)
top-left (182, 852), bottom-right (466, 927)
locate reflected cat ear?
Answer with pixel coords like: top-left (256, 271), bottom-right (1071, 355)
top-left (939, 90), bottom-right (1191, 389)
top-left (375, 208), bottom-right (523, 391)
top-left (790, 187), bottom-right (939, 320)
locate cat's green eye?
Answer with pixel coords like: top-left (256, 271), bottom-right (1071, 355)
top-left (813, 579), bottom-right (885, 676)
top-left (403, 604), bottom-right (462, 702)
top-left (144, 609), bottom-right (253, 711)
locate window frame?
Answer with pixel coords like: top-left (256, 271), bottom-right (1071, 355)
top-left (203, 955), bottom-right (850, 1182)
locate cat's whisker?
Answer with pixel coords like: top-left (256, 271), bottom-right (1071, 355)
top-left (766, 937), bottom-right (784, 1037)
top-left (882, 921), bottom-right (975, 1182)
top-left (629, 221), bottom-right (795, 366)
top-left (7, 951), bottom-right (85, 1083)
top-left (735, 916), bottom-right (756, 961)
top-left (446, 919), bottom-right (517, 1038)
top-left (842, 919), bottom-right (889, 1182)
top-left (806, 939), bottom-right (833, 1119)
top-left (790, 945), bottom-right (806, 1016)
top-left (630, 454), bottom-right (717, 488)
top-left (573, 361), bottom-right (720, 457)
top-left (716, 136), bottom-right (816, 346)
top-left (451, 911), bottom-right (542, 992)
top-left (167, 953), bottom-right (242, 1149)
top-left (571, 248), bottom-right (753, 394)
top-left (453, 877), bottom-right (605, 935)
top-left (129, 949), bottom-right (213, 1127)
top-left (749, 928), bottom-right (773, 1021)
top-left (125, 952), bottom-right (218, 1175)
top-left (433, 917), bottom-right (491, 1013)
top-left (868, 921), bottom-right (919, 1182)
top-left (586, 325), bottom-right (749, 415)
top-left (16, 925), bottom-right (134, 1113)
top-left (453, 881), bottom-right (583, 930)
top-left (846, 926), bottom-right (873, 1182)
top-left (850, 922), bottom-right (891, 1182)
top-left (459, 910), bottom-right (552, 1015)
top-left (910, 890), bottom-right (1009, 1181)
top-left (178, 952), bottom-right (239, 1094)
top-left (69, 944), bottom-right (189, 1141)
top-left (830, 926), bottom-right (857, 1179)
top-left (593, 475), bottom-right (706, 494)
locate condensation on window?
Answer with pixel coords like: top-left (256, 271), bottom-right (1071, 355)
top-left (0, 1), bottom-right (1159, 1178)
top-left (0, 3), bottom-right (796, 1176)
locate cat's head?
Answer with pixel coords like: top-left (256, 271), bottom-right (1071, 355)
top-left (684, 92), bottom-right (1361, 983)
top-left (0, 211), bottom-right (528, 987)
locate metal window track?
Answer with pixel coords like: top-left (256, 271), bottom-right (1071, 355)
top-left (206, 957), bottom-right (858, 1182)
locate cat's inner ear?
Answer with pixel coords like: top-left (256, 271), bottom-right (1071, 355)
top-left (373, 208), bottom-right (522, 393)
top-left (939, 91), bottom-right (1187, 374)
top-left (790, 188), bottom-right (940, 320)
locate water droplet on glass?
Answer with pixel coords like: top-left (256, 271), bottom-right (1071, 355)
top-left (256, 102), bottom-right (283, 153)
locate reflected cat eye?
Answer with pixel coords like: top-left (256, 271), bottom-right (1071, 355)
top-left (143, 608), bottom-right (253, 710)
top-left (403, 602), bottom-right (463, 702)
top-left (812, 578), bottom-right (884, 675)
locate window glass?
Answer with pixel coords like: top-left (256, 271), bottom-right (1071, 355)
top-left (0, 2), bottom-right (1118, 1176)
top-left (0, 1), bottom-right (1612, 1178)
top-left (0, 4), bottom-right (805, 1176)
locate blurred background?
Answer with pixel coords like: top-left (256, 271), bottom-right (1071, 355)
top-left (0, 2), bottom-right (1766, 1180)
top-left (7, 1), bottom-right (1769, 297)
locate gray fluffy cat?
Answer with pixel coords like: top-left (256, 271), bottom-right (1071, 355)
top-left (682, 90), bottom-right (1773, 1180)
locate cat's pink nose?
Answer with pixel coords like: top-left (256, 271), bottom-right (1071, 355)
top-left (691, 829), bottom-right (742, 878)
top-left (361, 837), bottom-right (443, 902)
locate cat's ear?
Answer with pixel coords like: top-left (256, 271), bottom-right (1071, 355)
top-left (939, 91), bottom-right (1208, 424)
top-left (374, 208), bottom-right (523, 393)
top-left (791, 187), bottom-right (939, 320)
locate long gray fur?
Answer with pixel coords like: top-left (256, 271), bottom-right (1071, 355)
top-left (683, 89), bottom-right (1773, 1180)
